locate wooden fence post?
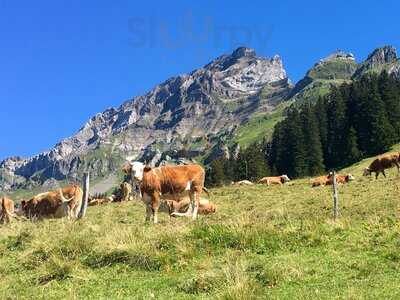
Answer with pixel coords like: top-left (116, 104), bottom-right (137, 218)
top-left (131, 168), bottom-right (139, 200)
top-left (332, 171), bottom-right (339, 220)
top-left (78, 172), bottom-right (89, 219)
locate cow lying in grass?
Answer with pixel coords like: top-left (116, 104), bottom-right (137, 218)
top-left (0, 197), bottom-right (15, 224)
top-left (88, 193), bottom-right (114, 206)
top-left (159, 196), bottom-right (216, 217)
top-left (311, 175), bottom-right (331, 187)
top-left (363, 153), bottom-right (400, 179)
top-left (327, 174), bottom-right (355, 185)
top-left (311, 173), bottom-right (355, 187)
top-left (126, 161), bottom-right (207, 223)
top-left (231, 180), bottom-right (254, 186)
top-left (258, 175), bottom-right (290, 185)
top-left (17, 185), bottom-right (84, 220)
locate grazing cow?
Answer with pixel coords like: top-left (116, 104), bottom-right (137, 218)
top-left (128, 161), bottom-right (206, 223)
top-left (258, 175), bottom-right (290, 185)
top-left (0, 197), bottom-right (15, 224)
top-left (311, 175), bottom-right (331, 187)
top-left (88, 194), bottom-right (114, 206)
top-left (18, 185), bottom-right (83, 220)
top-left (363, 153), bottom-right (400, 179)
top-left (231, 180), bottom-right (254, 186)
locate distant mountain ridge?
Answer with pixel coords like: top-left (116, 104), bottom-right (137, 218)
top-left (1, 45), bottom-right (399, 192)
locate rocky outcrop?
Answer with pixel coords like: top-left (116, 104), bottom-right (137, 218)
top-left (354, 46), bottom-right (399, 78)
top-left (0, 47), bottom-right (291, 191)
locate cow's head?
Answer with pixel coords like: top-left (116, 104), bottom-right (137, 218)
top-left (122, 163), bottom-right (132, 175)
top-left (14, 201), bottom-right (27, 216)
top-left (363, 168), bottom-right (371, 176)
top-left (281, 175), bottom-right (291, 183)
top-left (346, 174), bottom-right (355, 181)
top-left (129, 161), bottom-right (146, 182)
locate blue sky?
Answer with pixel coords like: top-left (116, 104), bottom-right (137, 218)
top-left (0, 0), bottom-right (399, 160)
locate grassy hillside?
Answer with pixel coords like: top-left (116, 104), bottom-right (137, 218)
top-left (233, 102), bottom-right (292, 147)
top-left (1, 148), bottom-right (400, 299)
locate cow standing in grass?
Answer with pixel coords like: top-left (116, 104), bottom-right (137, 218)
top-left (127, 162), bottom-right (207, 223)
top-left (17, 185), bottom-right (84, 220)
top-left (363, 153), bottom-right (400, 179)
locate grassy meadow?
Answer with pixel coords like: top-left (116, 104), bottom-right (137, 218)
top-left (1, 150), bottom-right (400, 299)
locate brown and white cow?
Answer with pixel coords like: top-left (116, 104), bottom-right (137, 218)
top-left (258, 175), bottom-right (290, 185)
top-left (88, 194), bottom-right (114, 206)
top-left (0, 196), bottom-right (15, 224)
top-left (231, 180), bottom-right (254, 186)
top-left (363, 153), bottom-right (400, 179)
top-left (160, 196), bottom-right (217, 216)
top-left (326, 174), bottom-right (355, 185)
top-left (18, 185), bottom-right (84, 220)
top-left (311, 175), bottom-right (331, 187)
top-left (128, 161), bottom-right (207, 223)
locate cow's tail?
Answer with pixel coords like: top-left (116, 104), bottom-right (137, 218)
top-left (202, 187), bottom-right (210, 197)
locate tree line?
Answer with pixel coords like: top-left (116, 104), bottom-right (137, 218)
top-left (207, 72), bottom-right (400, 186)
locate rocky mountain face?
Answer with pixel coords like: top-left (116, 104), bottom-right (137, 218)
top-left (0, 47), bottom-right (292, 192)
top-left (353, 45), bottom-right (399, 78)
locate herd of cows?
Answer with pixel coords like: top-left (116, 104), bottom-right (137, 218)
top-left (1, 152), bottom-right (399, 225)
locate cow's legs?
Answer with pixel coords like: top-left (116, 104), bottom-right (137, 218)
top-left (395, 162), bottom-right (400, 176)
top-left (151, 193), bottom-right (160, 224)
top-left (382, 170), bottom-right (387, 178)
top-left (145, 204), bottom-right (152, 222)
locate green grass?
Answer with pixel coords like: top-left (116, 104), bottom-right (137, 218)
top-left (2, 148), bottom-right (400, 299)
top-left (292, 79), bottom-right (352, 104)
top-left (233, 102), bottom-right (292, 147)
top-left (308, 59), bottom-right (358, 81)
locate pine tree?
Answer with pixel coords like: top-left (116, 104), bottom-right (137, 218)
top-left (208, 158), bottom-right (226, 186)
top-left (344, 126), bottom-right (361, 165)
top-left (285, 109), bottom-right (307, 178)
top-left (379, 71), bottom-right (400, 140)
top-left (222, 157), bottom-right (236, 182)
top-left (301, 104), bottom-right (325, 175)
top-left (358, 76), bottom-right (395, 155)
top-left (326, 87), bottom-right (348, 168)
top-left (244, 142), bottom-right (270, 181)
top-left (269, 122), bottom-right (286, 174)
top-left (314, 97), bottom-right (329, 164)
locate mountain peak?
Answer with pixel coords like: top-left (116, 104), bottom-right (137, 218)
top-left (365, 45), bottom-right (397, 65)
top-left (231, 47), bottom-right (256, 59)
top-left (320, 50), bottom-right (355, 63)
top-left (353, 46), bottom-right (399, 78)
